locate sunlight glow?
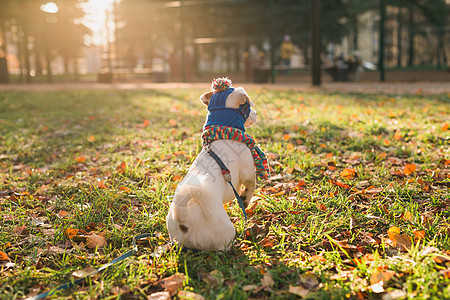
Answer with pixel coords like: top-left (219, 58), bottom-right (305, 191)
top-left (81, 0), bottom-right (117, 46)
top-left (40, 2), bottom-right (59, 14)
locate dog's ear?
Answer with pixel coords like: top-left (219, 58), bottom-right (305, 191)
top-left (200, 91), bottom-right (213, 106)
top-left (233, 87), bottom-right (254, 106)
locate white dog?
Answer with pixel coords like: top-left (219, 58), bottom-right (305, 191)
top-left (166, 79), bottom-right (258, 251)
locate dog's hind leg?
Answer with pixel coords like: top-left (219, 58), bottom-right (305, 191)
top-left (239, 172), bottom-right (256, 208)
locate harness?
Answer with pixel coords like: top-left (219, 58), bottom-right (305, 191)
top-left (205, 144), bottom-right (248, 220)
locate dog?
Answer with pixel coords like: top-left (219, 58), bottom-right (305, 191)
top-left (166, 78), bottom-right (258, 251)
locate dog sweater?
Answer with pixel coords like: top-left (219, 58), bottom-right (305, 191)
top-left (202, 125), bottom-right (269, 179)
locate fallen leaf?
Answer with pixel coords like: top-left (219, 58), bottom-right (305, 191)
top-left (299, 271), bottom-right (319, 289)
top-left (169, 119), bottom-right (178, 127)
top-left (97, 180), bottom-right (107, 189)
top-left (393, 234), bottom-right (412, 250)
top-left (65, 228), bottom-right (79, 239)
top-left (243, 284), bottom-right (258, 292)
top-left (261, 274), bottom-right (275, 288)
top-left (0, 250), bottom-right (10, 261)
top-left (403, 164), bottom-right (416, 176)
top-left (177, 290), bottom-right (205, 300)
top-left (148, 291), bottom-right (171, 300)
top-left (87, 135), bottom-right (96, 143)
top-left (370, 282), bottom-right (385, 293)
top-left (13, 226), bottom-right (26, 235)
top-left (288, 285), bottom-right (310, 297)
top-left (382, 290), bottom-right (408, 300)
top-left (402, 211), bottom-right (413, 221)
top-left (86, 234), bottom-right (106, 249)
top-left (370, 270), bottom-right (395, 286)
top-left (283, 134), bottom-right (291, 141)
top-left (57, 210), bottom-right (70, 219)
top-left (162, 273), bottom-right (185, 296)
top-left (30, 218), bottom-right (44, 226)
top-left (209, 270), bottom-right (224, 285)
top-left (413, 230), bottom-right (425, 239)
top-left (75, 156), bottom-right (86, 163)
top-left (388, 226), bottom-right (401, 241)
top-left (442, 123), bottom-right (449, 131)
top-left (116, 161), bottom-right (127, 173)
top-left (340, 168), bottom-right (356, 178)
top-left (72, 266), bottom-right (96, 278)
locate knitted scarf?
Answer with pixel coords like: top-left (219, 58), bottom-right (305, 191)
top-left (202, 125), bottom-right (269, 179)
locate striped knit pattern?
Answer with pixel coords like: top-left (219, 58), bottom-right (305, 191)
top-left (202, 125), bottom-right (269, 179)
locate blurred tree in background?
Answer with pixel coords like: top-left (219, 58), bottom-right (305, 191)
top-left (0, 0), bottom-right (448, 83)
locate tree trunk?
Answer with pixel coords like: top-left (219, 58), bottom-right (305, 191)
top-left (0, 20), bottom-right (10, 83)
top-left (352, 14), bottom-right (358, 51)
top-left (407, 6), bottom-right (414, 67)
top-left (23, 28), bottom-right (32, 84)
top-left (397, 9), bottom-right (402, 68)
top-left (436, 27), bottom-right (443, 69)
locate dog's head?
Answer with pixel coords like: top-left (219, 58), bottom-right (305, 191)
top-left (200, 78), bottom-right (257, 130)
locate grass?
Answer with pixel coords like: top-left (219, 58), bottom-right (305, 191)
top-left (0, 87), bottom-right (449, 299)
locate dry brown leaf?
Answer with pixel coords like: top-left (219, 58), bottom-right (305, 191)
top-left (288, 285), bottom-right (310, 297)
top-left (86, 234), bottom-right (106, 249)
top-left (299, 271), bottom-right (319, 289)
top-left (162, 273), bottom-right (186, 296)
top-left (13, 226), bottom-right (26, 235)
top-left (148, 291), bottom-right (171, 300)
top-left (393, 234), bottom-right (412, 250)
top-left (370, 270), bottom-right (395, 286)
top-left (261, 274), bottom-right (275, 288)
top-left (177, 290), bottom-right (205, 300)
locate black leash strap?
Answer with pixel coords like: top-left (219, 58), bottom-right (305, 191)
top-left (26, 233), bottom-right (155, 300)
top-left (205, 146), bottom-right (248, 221)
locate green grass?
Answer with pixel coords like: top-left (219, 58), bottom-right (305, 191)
top-left (0, 88), bottom-right (449, 299)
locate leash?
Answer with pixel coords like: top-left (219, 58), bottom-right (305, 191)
top-left (26, 233), bottom-right (156, 300)
top-left (205, 145), bottom-right (248, 221)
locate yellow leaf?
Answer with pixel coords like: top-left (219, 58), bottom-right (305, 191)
top-left (403, 211), bottom-right (413, 221)
top-left (287, 143), bottom-right (294, 150)
top-left (388, 226), bottom-right (401, 241)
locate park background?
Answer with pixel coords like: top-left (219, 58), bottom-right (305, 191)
top-left (0, 0), bottom-right (449, 85)
top-left (0, 1), bottom-right (449, 300)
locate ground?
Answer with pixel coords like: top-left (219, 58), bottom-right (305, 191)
top-left (0, 82), bottom-right (449, 299)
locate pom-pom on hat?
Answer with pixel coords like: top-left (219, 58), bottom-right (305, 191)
top-left (211, 77), bottom-right (232, 93)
